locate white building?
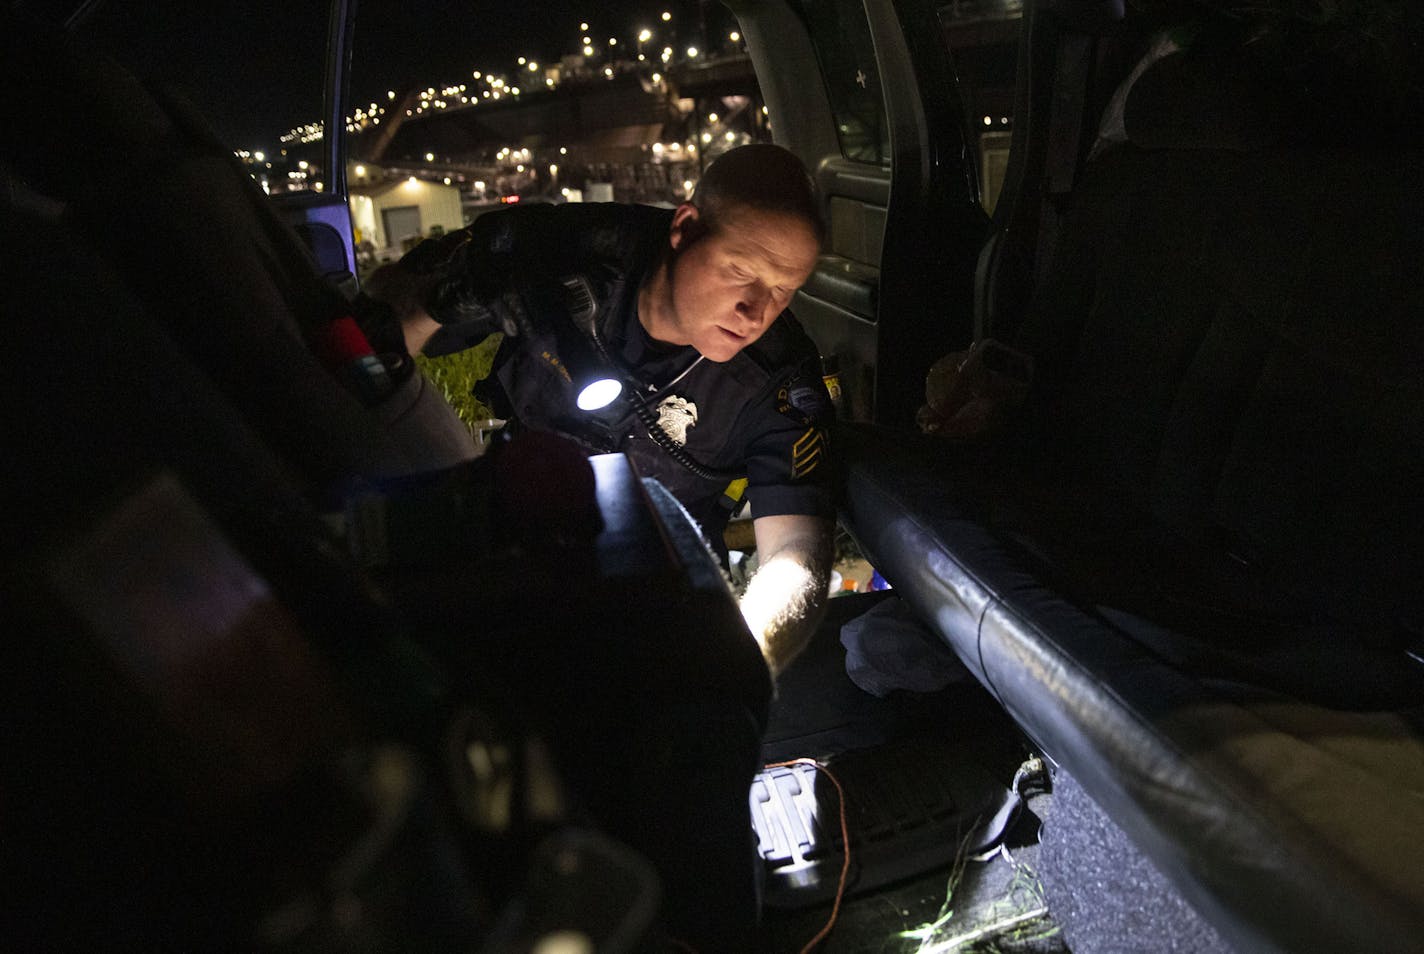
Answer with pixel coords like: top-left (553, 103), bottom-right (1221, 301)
top-left (348, 176), bottom-right (464, 255)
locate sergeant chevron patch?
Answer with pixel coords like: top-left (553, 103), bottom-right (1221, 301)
top-left (791, 427), bottom-right (825, 478)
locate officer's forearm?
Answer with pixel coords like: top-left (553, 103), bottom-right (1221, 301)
top-left (740, 515), bottom-right (833, 677)
top-left (362, 261), bottom-right (441, 354)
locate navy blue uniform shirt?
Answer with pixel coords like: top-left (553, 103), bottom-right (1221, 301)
top-left (427, 202), bottom-right (835, 546)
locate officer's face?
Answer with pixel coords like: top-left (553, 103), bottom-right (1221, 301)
top-left (663, 202), bottom-right (820, 362)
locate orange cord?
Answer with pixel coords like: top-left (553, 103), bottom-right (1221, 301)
top-left (763, 757), bottom-right (851, 954)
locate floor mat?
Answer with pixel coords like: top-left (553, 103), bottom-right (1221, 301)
top-left (752, 733), bottom-right (1020, 908)
top-left (764, 838), bottom-right (1068, 954)
top-left (756, 592), bottom-right (1040, 920)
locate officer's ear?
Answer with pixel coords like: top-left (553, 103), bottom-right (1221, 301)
top-left (669, 203), bottom-right (707, 250)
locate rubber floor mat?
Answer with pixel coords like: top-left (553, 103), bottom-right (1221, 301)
top-left (751, 733), bottom-right (1018, 908)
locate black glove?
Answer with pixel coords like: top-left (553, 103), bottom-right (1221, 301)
top-left (396, 233), bottom-right (537, 358)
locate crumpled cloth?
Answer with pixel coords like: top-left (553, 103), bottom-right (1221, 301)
top-left (839, 597), bottom-right (969, 697)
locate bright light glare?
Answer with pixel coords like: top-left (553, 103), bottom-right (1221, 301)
top-left (577, 378), bottom-right (623, 411)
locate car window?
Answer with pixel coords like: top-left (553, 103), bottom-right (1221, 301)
top-left (939, 0), bottom-right (1023, 214)
top-left (345, 0), bottom-right (767, 249)
top-left (77, 0), bottom-right (327, 196)
top-left (794, 0), bottom-right (890, 164)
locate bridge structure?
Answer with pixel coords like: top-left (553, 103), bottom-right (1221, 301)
top-left (346, 53), bottom-right (766, 206)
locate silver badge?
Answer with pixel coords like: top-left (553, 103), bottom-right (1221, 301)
top-left (655, 395), bottom-right (698, 446)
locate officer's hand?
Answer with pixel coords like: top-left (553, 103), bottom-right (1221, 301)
top-left (401, 235), bottom-right (544, 347)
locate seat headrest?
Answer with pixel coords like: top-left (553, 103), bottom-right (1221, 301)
top-left (1122, 48), bottom-right (1288, 151)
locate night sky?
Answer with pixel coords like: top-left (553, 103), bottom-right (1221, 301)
top-left (75, 0), bottom-right (739, 150)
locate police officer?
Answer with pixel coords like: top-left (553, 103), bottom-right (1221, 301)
top-left (379, 143), bottom-right (834, 678)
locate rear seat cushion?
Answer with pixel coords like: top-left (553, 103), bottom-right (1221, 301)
top-left (1018, 145), bottom-right (1424, 648)
top-left (837, 36), bottom-right (1424, 952)
top-left (839, 422), bottom-right (1424, 953)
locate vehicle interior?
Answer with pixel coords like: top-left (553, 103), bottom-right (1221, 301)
top-left (4, 0), bottom-right (1422, 951)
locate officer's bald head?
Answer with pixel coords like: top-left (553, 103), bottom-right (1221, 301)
top-left (689, 144), bottom-right (825, 248)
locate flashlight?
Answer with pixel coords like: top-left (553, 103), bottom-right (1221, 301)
top-left (576, 374), bottom-right (623, 411)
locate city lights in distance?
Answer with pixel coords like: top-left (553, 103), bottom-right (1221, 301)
top-left (687, 46), bottom-right (699, 58)
top-left (426, 152), bottom-right (435, 161)
top-left (355, 165), bottom-right (366, 177)
top-left (661, 11), bottom-right (671, 21)
top-left (638, 28), bottom-right (652, 42)
top-left (730, 31), bottom-right (741, 42)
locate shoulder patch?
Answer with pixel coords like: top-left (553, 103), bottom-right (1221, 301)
top-left (788, 384), bottom-right (828, 417)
